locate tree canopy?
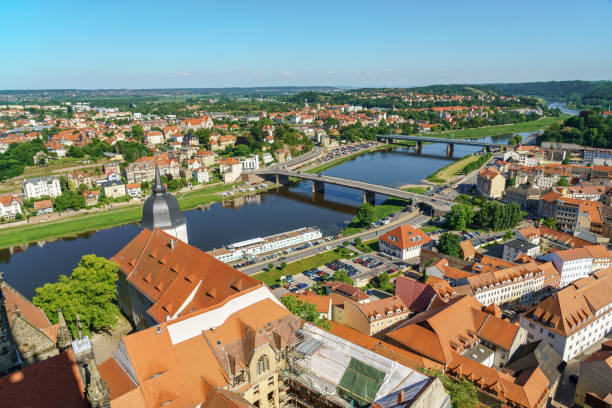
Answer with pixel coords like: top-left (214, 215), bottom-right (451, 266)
top-left (280, 295), bottom-right (330, 330)
top-left (473, 202), bottom-right (525, 231)
top-left (356, 203), bottom-right (375, 226)
top-left (331, 270), bottom-right (354, 285)
top-left (439, 233), bottom-right (462, 258)
top-left (446, 204), bottom-right (474, 230)
top-left (542, 111), bottom-right (612, 148)
top-left (33, 254), bottom-right (120, 336)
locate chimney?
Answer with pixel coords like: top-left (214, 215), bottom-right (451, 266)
top-left (397, 389), bottom-right (405, 404)
top-left (169, 239), bottom-right (176, 250)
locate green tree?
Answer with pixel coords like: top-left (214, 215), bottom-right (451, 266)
top-left (354, 237), bottom-right (362, 245)
top-left (439, 233), bottom-right (462, 258)
top-left (356, 203), bottom-right (375, 226)
top-left (542, 217), bottom-right (558, 230)
top-left (267, 263), bottom-right (274, 270)
top-left (375, 272), bottom-right (394, 292)
top-left (446, 204), bottom-right (474, 230)
top-left (32, 255), bottom-right (120, 336)
top-left (506, 177), bottom-right (516, 187)
top-left (562, 155), bottom-right (570, 165)
top-left (425, 369), bottom-right (478, 408)
top-left (557, 177), bottom-right (569, 186)
top-left (281, 295), bottom-right (331, 330)
top-left (280, 261), bottom-right (287, 269)
top-left (131, 125), bottom-right (144, 142)
top-left (53, 191), bottom-right (86, 212)
top-left (331, 270), bottom-right (353, 285)
top-left (504, 230), bottom-right (513, 240)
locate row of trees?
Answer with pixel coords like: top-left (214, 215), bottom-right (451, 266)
top-left (0, 139), bottom-right (47, 181)
top-left (462, 153), bottom-right (492, 174)
top-left (446, 202), bottom-right (525, 231)
top-left (542, 111), bottom-right (612, 148)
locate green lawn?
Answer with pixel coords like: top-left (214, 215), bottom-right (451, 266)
top-left (427, 154), bottom-right (483, 183)
top-left (343, 198), bottom-right (410, 236)
top-left (402, 186), bottom-right (427, 194)
top-left (433, 115), bottom-right (569, 140)
top-left (354, 239), bottom-right (378, 253)
top-left (253, 247), bottom-right (354, 286)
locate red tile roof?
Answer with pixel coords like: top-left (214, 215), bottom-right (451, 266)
top-left (0, 350), bottom-right (87, 408)
top-left (110, 229), bottom-right (261, 323)
top-left (380, 224), bottom-right (431, 250)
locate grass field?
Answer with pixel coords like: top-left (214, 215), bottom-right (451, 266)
top-left (342, 198), bottom-right (410, 236)
top-left (434, 115), bottom-right (569, 140)
top-left (427, 155), bottom-right (482, 183)
top-left (354, 238), bottom-right (378, 253)
top-left (402, 186), bottom-right (427, 194)
top-left (253, 247), bottom-right (354, 286)
top-left (0, 183), bottom-right (242, 249)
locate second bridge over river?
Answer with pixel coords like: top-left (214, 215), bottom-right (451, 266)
top-left (375, 134), bottom-right (506, 157)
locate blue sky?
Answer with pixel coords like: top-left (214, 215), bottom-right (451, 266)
top-left (1, 0), bottom-right (611, 89)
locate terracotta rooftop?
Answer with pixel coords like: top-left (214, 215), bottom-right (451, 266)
top-left (0, 350), bottom-right (87, 408)
top-left (523, 268), bottom-right (612, 337)
top-left (100, 299), bottom-right (299, 407)
top-left (379, 224), bottom-right (431, 250)
top-left (387, 295), bottom-right (522, 364)
top-left (110, 229), bottom-right (261, 323)
top-left (323, 281), bottom-right (369, 302)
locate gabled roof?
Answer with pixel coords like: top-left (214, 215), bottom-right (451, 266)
top-left (505, 340), bottom-right (563, 384)
top-left (387, 295), bottom-right (522, 364)
top-left (394, 276), bottom-right (438, 313)
top-left (110, 229), bottom-right (261, 323)
top-left (523, 268), bottom-right (612, 337)
top-left (100, 299), bottom-right (298, 407)
top-left (379, 224), bottom-right (431, 250)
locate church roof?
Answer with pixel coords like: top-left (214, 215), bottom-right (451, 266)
top-left (141, 164), bottom-right (186, 231)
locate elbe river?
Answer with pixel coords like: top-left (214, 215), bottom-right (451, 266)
top-left (2, 133), bottom-right (523, 298)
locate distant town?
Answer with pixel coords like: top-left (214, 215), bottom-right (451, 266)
top-left (0, 81), bottom-right (612, 408)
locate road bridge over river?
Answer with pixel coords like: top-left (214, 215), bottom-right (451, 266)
top-left (376, 134), bottom-right (506, 157)
top-left (257, 168), bottom-right (454, 214)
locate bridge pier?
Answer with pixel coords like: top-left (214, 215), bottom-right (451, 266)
top-left (275, 174), bottom-right (290, 186)
top-left (363, 191), bottom-right (376, 205)
top-left (446, 143), bottom-right (454, 159)
top-left (414, 141), bottom-right (422, 154)
top-left (311, 180), bottom-right (325, 194)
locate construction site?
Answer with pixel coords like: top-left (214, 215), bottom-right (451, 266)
top-left (276, 324), bottom-right (451, 408)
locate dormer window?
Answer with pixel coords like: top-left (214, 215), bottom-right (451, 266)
top-left (376, 314), bottom-right (381, 319)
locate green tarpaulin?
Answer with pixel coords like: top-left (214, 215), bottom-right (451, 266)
top-left (337, 358), bottom-right (386, 407)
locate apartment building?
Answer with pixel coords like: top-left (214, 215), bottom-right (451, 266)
top-left (339, 296), bottom-right (409, 336)
top-left (219, 157), bottom-right (242, 183)
top-left (0, 195), bottom-right (22, 219)
top-left (379, 224), bottom-right (431, 260)
top-left (477, 167), bottom-right (505, 199)
top-left (503, 187), bottom-right (542, 212)
top-left (519, 268), bottom-right (612, 361)
top-left (458, 262), bottom-right (552, 306)
top-left (239, 154), bottom-right (260, 170)
top-left (22, 175), bottom-right (62, 199)
top-left (502, 239), bottom-right (540, 261)
top-left (539, 248), bottom-right (595, 287)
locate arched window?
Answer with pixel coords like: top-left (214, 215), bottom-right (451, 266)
top-left (256, 355), bottom-right (270, 375)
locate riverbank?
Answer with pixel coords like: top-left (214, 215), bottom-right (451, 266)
top-left (433, 114), bottom-right (569, 140)
top-left (426, 154), bottom-right (484, 183)
top-left (0, 182), bottom-right (278, 249)
top-left (342, 198), bottom-right (411, 236)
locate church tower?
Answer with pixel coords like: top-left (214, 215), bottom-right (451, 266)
top-left (141, 164), bottom-right (188, 243)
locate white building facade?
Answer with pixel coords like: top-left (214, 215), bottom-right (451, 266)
top-left (22, 176), bottom-right (62, 199)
